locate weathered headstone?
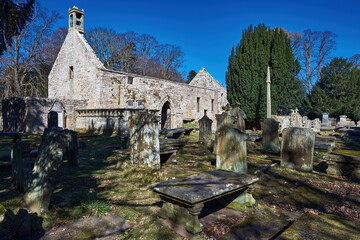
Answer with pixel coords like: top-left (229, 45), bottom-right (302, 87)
top-left (48, 111), bottom-right (58, 128)
top-left (281, 127), bottom-right (315, 172)
top-left (322, 113), bottom-right (329, 126)
top-left (261, 118), bottom-right (280, 152)
top-left (357, 121), bottom-right (360, 127)
top-left (313, 118), bottom-right (321, 132)
top-left (281, 117), bottom-right (290, 132)
top-left (25, 128), bottom-right (68, 214)
top-left (216, 128), bottom-right (248, 173)
top-left (199, 113), bottom-right (213, 147)
top-left (290, 108), bottom-right (302, 128)
top-left (350, 121), bottom-right (356, 127)
top-left (129, 113), bottom-right (160, 168)
top-left (63, 129), bottom-right (79, 166)
top-left (11, 140), bottom-right (32, 192)
top-left (229, 103), bottom-right (247, 132)
top-left (304, 120), bottom-right (312, 129)
top-left (339, 115), bottom-right (347, 127)
top-left (302, 116), bottom-right (308, 125)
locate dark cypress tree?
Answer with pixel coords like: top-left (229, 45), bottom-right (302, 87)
top-left (226, 24), bottom-right (303, 127)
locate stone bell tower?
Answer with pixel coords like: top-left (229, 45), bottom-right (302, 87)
top-left (68, 6), bottom-right (84, 33)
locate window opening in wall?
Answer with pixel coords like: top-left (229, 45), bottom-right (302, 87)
top-left (70, 15), bottom-right (73, 27)
top-left (69, 66), bottom-right (74, 79)
top-left (127, 100), bottom-right (133, 107)
top-left (127, 76), bottom-right (133, 84)
top-left (211, 99), bottom-right (214, 112)
top-left (197, 97), bottom-right (200, 112)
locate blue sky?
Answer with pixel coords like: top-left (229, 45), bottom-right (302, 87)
top-left (38, 0), bottom-right (360, 87)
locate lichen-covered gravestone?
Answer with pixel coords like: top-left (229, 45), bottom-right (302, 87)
top-left (11, 140), bottom-right (31, 192)
top-left (261, 118), bottom-right (280, 153)
top-left (199, 114), bottom-right (213, 147)
top-left (304, 120), bottom-right (312, 129)
top-left (281, 117), bottom-right (290, 132)
top-left (281, 127), bottom-right (315, 172)
top-left (63, 129), bottom-right (79, 166)
top-left (229, 103), bottom-right (247, 132)
top-left (313, 118), bottom-right (321, 132)
top-left (290, 108), bottom-right (302, 128)
top-left (129, 113), bottom-right (160, 168)
top-left (339, 115), bottom-right (347, 127)
top-left (216, 128), bottom-right (248, 173)
top-left (25, 128), bottom-right (68, 214)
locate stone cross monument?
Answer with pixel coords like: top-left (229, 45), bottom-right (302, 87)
top-left (266, 66), bottom-right (271, 118)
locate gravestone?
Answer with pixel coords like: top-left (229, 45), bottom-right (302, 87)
top-left (281, 117), bottom-right (290, 132)
top-left (290, 108), bottom-right (302, 128)
top-left (129, 113), bottom-right (160, 168)
top-left (322, 113), bottom-right (329, 126)
top-left (339, 115), bottom-right (347, 126)
top-left (302, 116), bottom-right (308, 125)
top-left (63, 129), bottom-right (79, 166)
top-left (328, 117), bottom-right (337, 127)
top-left (281, 127), bottom-right (315, 172)
top-left (261, 118), bottom-right (280, 152)
top-left (25, 128), bottom-right (68, 214)
top-left (350, 121), bottom-right (356, 127)
top-left (216, 128), bottom-right (248, 173)
top-left (229, 103), bottom-right (246, 132)
top-left (48, 111), bottom-right (58, 128)
top-left (313, 118), bottom-right (321, 132)
top-left (357, 121), bottom-right (360, 127)
top-left (304, 120), bottom-right (312, 129)
top-left (11, 140), bottom-right (31, 192)
top-left (199, 113), bottom-right (213, 147)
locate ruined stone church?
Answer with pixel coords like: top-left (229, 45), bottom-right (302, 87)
top-left (3, 6), bottom-right (228, 134)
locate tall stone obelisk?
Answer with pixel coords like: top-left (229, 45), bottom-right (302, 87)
top-left (266, 66), bottom-right (271, 118)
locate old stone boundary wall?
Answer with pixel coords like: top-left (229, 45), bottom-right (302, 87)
top-left (2, 97), bottom-right (161, 134)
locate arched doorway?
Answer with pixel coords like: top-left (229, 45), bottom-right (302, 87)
top-left (49, 101), bottom-right (65, 128)
top-left (161, 101), bottom-right (171, 129)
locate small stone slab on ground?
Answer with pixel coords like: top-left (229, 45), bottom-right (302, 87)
top-left (276, 213), bottom-right (360, 240)
top-left (42, 215), bottom-right (133, 240)
top-left (220, 207), bottom-right (296, 240)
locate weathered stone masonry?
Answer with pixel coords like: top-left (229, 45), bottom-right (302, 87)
top-left (3, 6), bottom-right (228, 133)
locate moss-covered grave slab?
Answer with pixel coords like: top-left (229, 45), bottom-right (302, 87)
top-left (153, 169), bottom-right (259, 234)
top-left (42, 215), bottom-right (133, 240)
top-left (277, 213), bottom-right (360, 240)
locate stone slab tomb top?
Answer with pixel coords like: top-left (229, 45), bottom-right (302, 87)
top-left (152, 169), bottom-right (259, 204)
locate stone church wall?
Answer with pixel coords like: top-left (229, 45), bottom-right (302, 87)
top-left (2, 97), bottom-right (86, 134)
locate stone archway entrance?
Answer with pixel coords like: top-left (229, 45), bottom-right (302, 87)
top-left (161, 101), bottom-right (171, 129)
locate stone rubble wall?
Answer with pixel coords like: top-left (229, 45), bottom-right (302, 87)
top-left (75, 108), bottom-right (158, 134)
top-left (2, 97), bottom-right (86, 134)
top-left (98, 69), bottom-right (228, 129)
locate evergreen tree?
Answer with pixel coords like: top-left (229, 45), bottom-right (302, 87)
top-left (0, 0), bottom-right (35, 55)
top-left (226, 24), bottom-right (303, 127)
top-left (186, 70), bottom-right (197, 83)
top-left (304, 57), bottom-right (360, 120)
